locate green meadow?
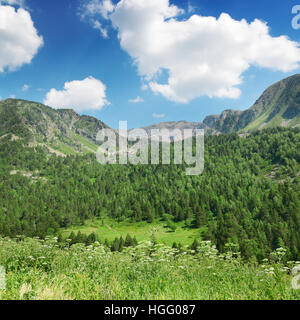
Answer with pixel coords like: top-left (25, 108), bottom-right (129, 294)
top-left (61, 217), bottom-right (205, 246)
top-left (1, 237), bottom-right (300, 300)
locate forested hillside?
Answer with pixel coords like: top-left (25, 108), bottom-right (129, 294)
top-left (0, 126), bottom-right (299, 260)
top-left (0, 99), bottom-right (108, 155)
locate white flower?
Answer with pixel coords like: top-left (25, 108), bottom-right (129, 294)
top-left (292, 266), bottom-right (300, 275)
top-left (269, 267), bottom-right (274, 271)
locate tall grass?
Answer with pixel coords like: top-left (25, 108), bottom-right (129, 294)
top-left (0, 237), bottom-right (299, 300)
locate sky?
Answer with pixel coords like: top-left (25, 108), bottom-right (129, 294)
top-left (1, 0), bottom-right (300, 129)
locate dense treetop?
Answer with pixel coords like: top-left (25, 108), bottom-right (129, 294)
top-left (0, 126), bottom-right (299, 260)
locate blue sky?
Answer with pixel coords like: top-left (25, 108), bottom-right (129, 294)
top-left (1, 0), bottom-right (300, 128)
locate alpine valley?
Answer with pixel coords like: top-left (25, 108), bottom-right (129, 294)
top-left (0, 74), bottom-right (299, 300)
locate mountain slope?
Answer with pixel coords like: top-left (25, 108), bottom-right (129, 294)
top-left (1, 74), bottom-right (300, 149)
top-left (204, 74), bottom-right (300, 133)
top-left (242, 74), bottom-right (300, 131)
top-left (146, 74), bottom-right (300, 135)
top-left (0, 99), bottom-right (109, 155)
top-left (140, 120), bottom-right (217, 139)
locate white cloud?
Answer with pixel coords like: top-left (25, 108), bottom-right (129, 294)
top-left (0, 0), bottom-right (24, 6)
top-left (128, 96), bottom-right (144, 103)
top-left (152, 113), bottom-right (165, 119)
top-left (79, 0), bottom-right (114, 38)
top-left (92, 19), bottom-right (108, 38)
top-left (83, 0), bottom-right (300, 103)
top-left (0, 4), bottom-right (43, 72)
top-left (22, 84), bottom-right (30, 91)
top-left (44, 76), bottom-right (110, 112)
top-left (80, 0), bottom-right (114, 19)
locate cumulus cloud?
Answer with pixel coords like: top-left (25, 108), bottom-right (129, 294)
top-left (82, 0), bottom-right (300, 103)
top-left (44, 77), bottom-right (110, 112)
top-left (0, 4), bottom-right (43, 72)
top-left (128, 96), bottom-right (144, 103)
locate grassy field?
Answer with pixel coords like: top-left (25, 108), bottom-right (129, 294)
top-left (71, 133), bottom-right (98, 152)
top-left (50, 141), bottom-right (77, 156)
top-left (1, 237), bottom-right (300, 300)
top-left (61, 217), bottom-right (205, 246)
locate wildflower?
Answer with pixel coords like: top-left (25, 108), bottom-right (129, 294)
top-left (269, 267), bottom-right (274, 271)
top-left (292, 266), bottom-right (300, 275)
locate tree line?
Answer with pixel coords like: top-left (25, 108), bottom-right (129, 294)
top-left (0, 127), bottom-right (299, 260)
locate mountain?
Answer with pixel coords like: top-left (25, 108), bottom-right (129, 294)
top-left (142, 121), bottom-right (207, 132)
top-left (139, 121), bottom-right (214, 141)
top-left (240, 74), bottom-right (300, 131)
top-left (0, 99), bottom-right (109, 155)
top-left (1, 74), bottom-right (300, 150)
top-left (145, 74), bottom-right (300, 135)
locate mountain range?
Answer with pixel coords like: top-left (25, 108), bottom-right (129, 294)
top-left (0, 74), bottom-right (300, 155)
top-left (142, 74), bottom-right (300, 135)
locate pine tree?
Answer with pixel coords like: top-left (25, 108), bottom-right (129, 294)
top-left (191, 239), bottom-right (199, 252)
top-left (132, 236), bottom-right (138, 247)
top-left (125, 234), bottom-right (133, 247)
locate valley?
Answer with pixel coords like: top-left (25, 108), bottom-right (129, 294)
top-left (0, 75), bottom-right (299, 300)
